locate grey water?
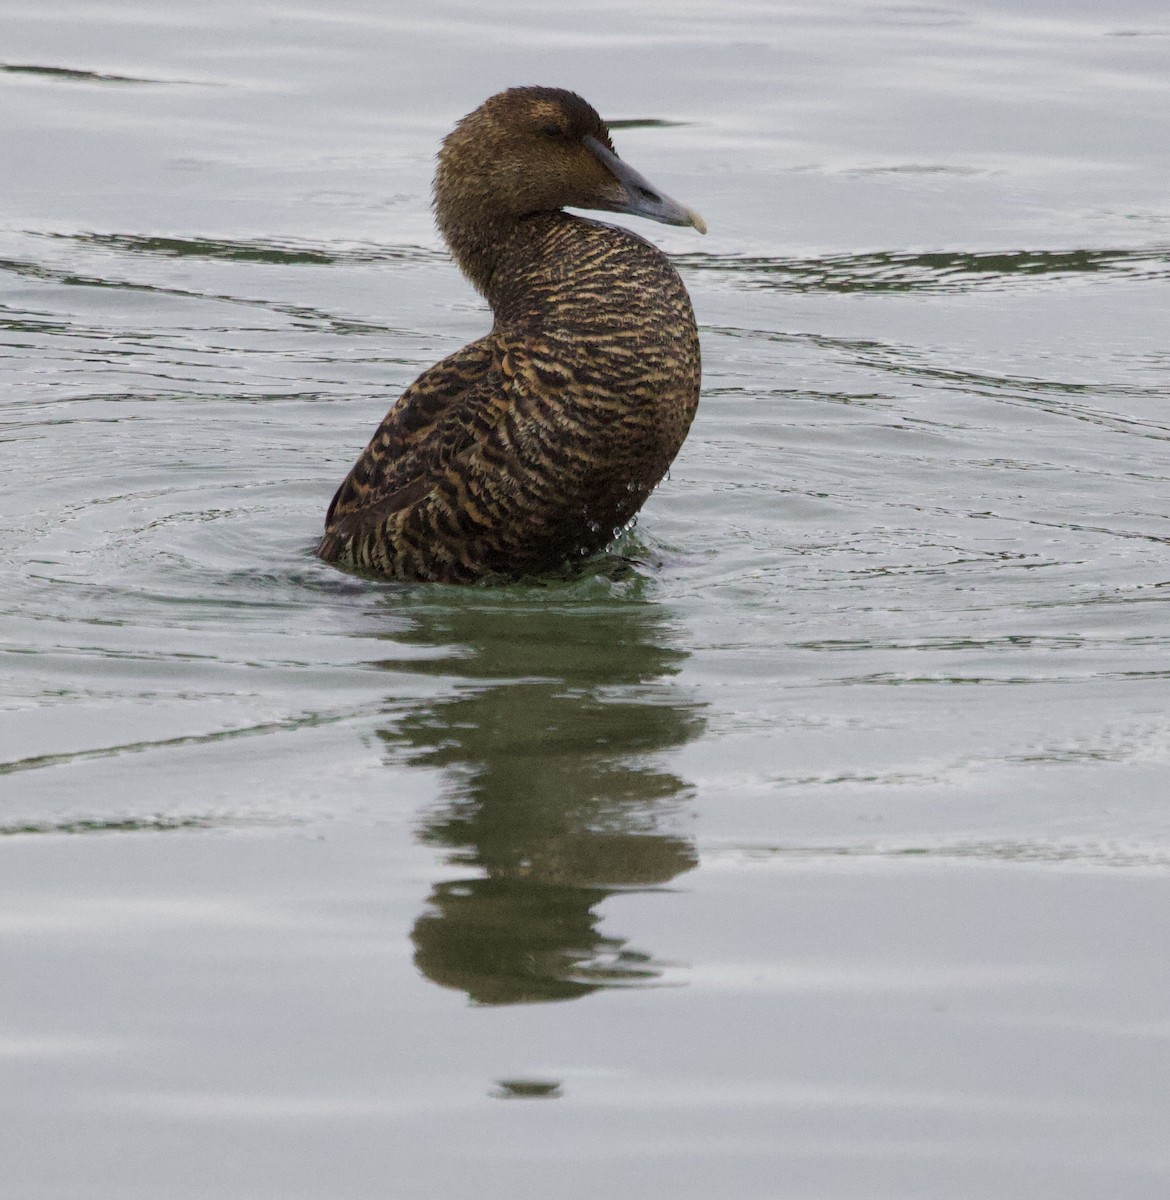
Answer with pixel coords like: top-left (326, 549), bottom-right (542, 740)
top-left (3, 1), bottom-right (1170, 1196)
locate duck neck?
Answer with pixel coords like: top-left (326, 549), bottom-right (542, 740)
top-left (435, 205), bottom-right (519, 299)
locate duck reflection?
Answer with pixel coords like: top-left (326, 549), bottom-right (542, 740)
top-left (373, 586), bottom-right (703, 1005)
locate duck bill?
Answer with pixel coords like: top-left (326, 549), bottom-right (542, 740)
top-left (584, 135), bottom-right (707, 234)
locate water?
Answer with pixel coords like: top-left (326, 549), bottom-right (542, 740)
top-left (3, 1), bottom-right (1170, 1196)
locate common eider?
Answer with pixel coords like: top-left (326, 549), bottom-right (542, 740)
top-left (317, 86), bottom-right (705, 583)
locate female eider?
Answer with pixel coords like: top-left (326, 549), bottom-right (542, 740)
top-left (318, 86), bottom-right (705, 582)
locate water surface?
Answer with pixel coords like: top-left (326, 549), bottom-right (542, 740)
top-left (3, 1), bottom-right (1169, 1197)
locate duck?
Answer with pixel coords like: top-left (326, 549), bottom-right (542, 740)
top-left (317, 86), bottom-right (706, 583)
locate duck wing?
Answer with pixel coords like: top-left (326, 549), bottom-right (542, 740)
top-left (323, 334), bottom-right (497, 529)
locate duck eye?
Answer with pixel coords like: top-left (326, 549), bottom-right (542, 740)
top-left (541, 123), bottom-right (565, 138)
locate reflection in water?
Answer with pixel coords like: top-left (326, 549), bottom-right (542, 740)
top-left (491, 1078), bottom-right (563, 1100)
top-left (373, 584), bottom-right (703, 1005)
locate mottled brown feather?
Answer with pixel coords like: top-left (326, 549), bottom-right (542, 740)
top-left (318, 87), bottom-right (702, 583)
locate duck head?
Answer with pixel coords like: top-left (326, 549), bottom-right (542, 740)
top-left (434, 87), bottom-right (705, 287)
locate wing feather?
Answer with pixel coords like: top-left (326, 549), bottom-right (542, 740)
top-left (324, 335), bottom-right (498, 529)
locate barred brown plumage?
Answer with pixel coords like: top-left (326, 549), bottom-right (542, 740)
top-left (317, 86), bottom-right (705, 582)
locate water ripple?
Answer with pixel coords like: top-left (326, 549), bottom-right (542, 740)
top-left (0, 63), bottom-right (166, 85)
top-left (678, 246), bottom-right (1170, 294)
